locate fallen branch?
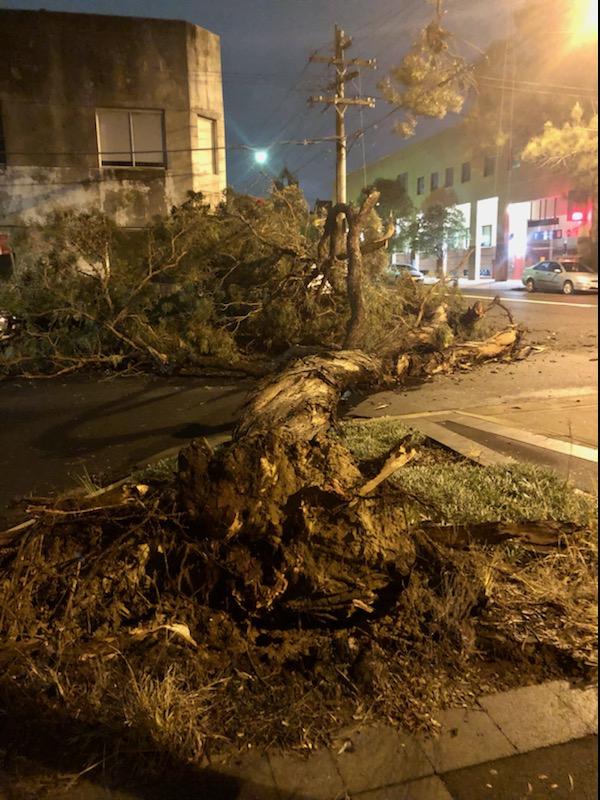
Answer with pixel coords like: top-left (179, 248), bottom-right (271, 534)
top-left (356, 445), bottom-right (416, 498)
top-left (421, 519), bottom-right (581, 549)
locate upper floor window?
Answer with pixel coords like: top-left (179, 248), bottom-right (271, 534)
top-left (398, 172), bottom-right (408, 191)
top-left (461, 161), bottom-right (471, 183)
top-left (96, 109), bottom-right (165, 167)
top-left (430, 171), bottom-right (439, 191)
top-left (417, 176), bottom-right (425, 195)
top-left (197, 115), bottom-right (218, 174)
top-left (483, 155), bottom-right (496, 177)
top-left (444, 167), bottom-right (454, 187)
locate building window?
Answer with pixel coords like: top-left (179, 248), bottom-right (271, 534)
top-left (398, 172), bottom-right (408, 191)
top-left (481, 224), bottom-right (493, 247)
top-left (461, 162), bottom-right (471, 183)
top-left (417, 176), bottom-right (425, 195)
top-left (197, 115), bottom-right (218, 174)
top-left (96, 109), bottom-right (165, 167)
top-left (483, 155), bottom-right (496, 177)
top-left (444, 167), bottom-right (454, 187)
top-left (430, 171), bottom-right (439, 191)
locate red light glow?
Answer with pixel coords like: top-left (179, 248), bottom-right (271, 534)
top-left (571, 211), bottom-right (584, 221)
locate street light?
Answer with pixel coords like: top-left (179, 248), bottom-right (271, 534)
top-left (254, 149), bottom-right (268, 165)
top-left (571, 0), bottom-right (598, 43)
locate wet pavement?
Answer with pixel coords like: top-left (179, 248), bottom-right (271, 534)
top-left (0, 374), bottom-right (251, 522)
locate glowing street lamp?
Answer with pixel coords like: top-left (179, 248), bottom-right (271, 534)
top-left (570, 0), bottom-right (598, 43)
top-left (254, 149), bottom-right (268, 165)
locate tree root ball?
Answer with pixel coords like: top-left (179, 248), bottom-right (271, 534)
top-left (178, 430), bottom-right (416, 623)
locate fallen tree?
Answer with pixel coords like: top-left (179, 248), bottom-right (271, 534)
top-left (174, 317), bottom-right (526, 625)
top-left (0, 346), bottom-right (595, 775)
top-left (6, 186), bottom-right (592, 784)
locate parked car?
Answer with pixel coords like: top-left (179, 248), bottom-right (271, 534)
top-left (522, 259), bottom-right (598, 295)
top-left (389, 263), bottom-right (425, 283)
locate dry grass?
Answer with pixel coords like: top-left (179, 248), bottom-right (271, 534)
top-left (0, 423), bottom-right (597, 781)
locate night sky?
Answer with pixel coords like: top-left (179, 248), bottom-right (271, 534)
top-left (2, 0), bottom-right (517, 202)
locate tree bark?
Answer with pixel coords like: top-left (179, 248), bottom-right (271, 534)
top-left (177, 349), bottom-right (418, 622)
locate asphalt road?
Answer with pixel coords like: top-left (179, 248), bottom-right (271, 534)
top-left (459, 284), bottom-right (597, 352)
top-left (0, 375), bottom-right (252, 523)
top-left (0, 287), bottom-right (597, 521)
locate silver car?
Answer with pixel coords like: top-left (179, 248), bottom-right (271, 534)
top-left (390, 263), bottom-right (425, 283)
top-left (522, 259), bottom-right (598, 295)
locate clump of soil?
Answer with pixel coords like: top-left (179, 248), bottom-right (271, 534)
top-left (0, 422), bottom-right (596, 784)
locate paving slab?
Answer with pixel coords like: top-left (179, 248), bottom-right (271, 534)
top-left (212, 750), bottom-right (280, 800)
top-left (554, 683), bottom-right (598, 736)
top-left (478, 681), bottom-right (594, 753)
top-left (333, 724), bottom-right (433, 794)
top-left (268, 747), bottom-right (345, 799)
top-left (358, 775), bottom-right (453, 799)
top-left (442, 734), bottom-right (598, 800)
top-left (418, 707), bottom-right (516, 774)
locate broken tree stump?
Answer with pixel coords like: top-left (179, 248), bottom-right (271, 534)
top-left (178, 350), bottom-right (417, 622)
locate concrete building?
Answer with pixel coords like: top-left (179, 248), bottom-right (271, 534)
top-left (0, 8), bottom-right (226, 230)
top-left (347, 123), bottom-right (595, 280)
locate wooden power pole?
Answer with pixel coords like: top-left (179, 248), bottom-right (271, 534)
top-left (309, 26), bottom-right (376, 205)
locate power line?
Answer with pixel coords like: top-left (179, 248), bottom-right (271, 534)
top-left (478, 75), bottom-right (597, 94)
top-left (2, 136), bottom-right (338, 160)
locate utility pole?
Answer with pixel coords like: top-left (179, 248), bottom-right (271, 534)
top-left (309, 26), bottom-right (376, 205)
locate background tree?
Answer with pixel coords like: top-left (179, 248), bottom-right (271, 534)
top-left (415, 204), bottom-right (468, 276)
top-left (466, 0), bottom-right (597, 158)
top-left (523, 104), bottom-right (598, 263)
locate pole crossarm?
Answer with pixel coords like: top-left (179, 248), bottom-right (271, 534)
top-left (307, 25), bottom-right (377, 205)
top-left (309, 56), bottom-right (377, 68)
top-left (309, 96), bottom-right (376, 108)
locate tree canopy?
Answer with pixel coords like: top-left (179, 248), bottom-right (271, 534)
top-left (379, 5), bottom-right (472, 137)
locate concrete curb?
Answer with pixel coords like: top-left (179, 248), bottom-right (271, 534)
top-left (214, 681), bottom-right (598, 799)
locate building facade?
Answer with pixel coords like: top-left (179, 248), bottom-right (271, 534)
top-left (0, 9), bottom-right (226, 231)
top-left (347, 123), bottom-right (595, 280)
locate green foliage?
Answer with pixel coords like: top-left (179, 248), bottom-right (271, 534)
top-left (0, 185), bottom-right (408, 373)
top-left (361, 177), bottom-right (414, 222)
top-left (417, 204), bottom-right (469, 262)
top-left (522, 103), bottom-right (598, 177)
top-left (392, 204), bottom-right (468, 273)
top-left (0, 180), bottom-right (482, 374)
top-left (379, 16), bottom-right (472, 137)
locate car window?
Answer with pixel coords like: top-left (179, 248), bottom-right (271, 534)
top-left (534, 262), bottom-right (549, 272)
top-left (563, 263), bottom-right (592, 273)
top-left (549, 262), bottom-right (563, 272)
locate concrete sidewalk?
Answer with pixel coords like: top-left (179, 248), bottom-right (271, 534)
top-left (5, 681), bottom-right (595, 798)
top-left (209, 681), bottom-right (597, 800)
top-left (348, 352), bottom-right (598, 491)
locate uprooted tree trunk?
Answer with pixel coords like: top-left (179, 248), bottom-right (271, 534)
top-left (317, 191), bottom-right (393, 349)
top-left (176, 193), bottom-right (529, 624)
top-left (178, 350), bottom-right (413, 621)
top-left (177, 321), bottom-right (526, 624)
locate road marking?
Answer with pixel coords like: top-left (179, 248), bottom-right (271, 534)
top-left (453, 412), bottom-right (598, 462)
top-left (461, 294), bottom-right (597, 308)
